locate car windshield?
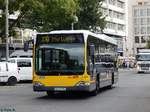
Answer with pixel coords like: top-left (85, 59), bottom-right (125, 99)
top-left (35, 43), bottom-right (84, 75)
top-left (136, 54), bottom-right (150, 61)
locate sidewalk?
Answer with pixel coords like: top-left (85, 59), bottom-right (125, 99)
top-left (119, 68), bottom-right (136, 72)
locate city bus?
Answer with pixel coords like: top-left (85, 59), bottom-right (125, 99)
top-left (30, 30), bottom-right (118, 96)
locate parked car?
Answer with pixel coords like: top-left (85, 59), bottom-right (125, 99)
top-left (9, 58), bottom-right (33, 81)
top-left (0, 61), bottom-right (20, 85)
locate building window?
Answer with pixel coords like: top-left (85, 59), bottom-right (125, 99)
top-left (147, 27), bottom-right (150, 34)
top-left (147, 18), bottom-right (150, 24)
top-left (135, 36), bottom-right (140, 43)
top-left (144, 2), bottom-right (148, 5)
top-left (134, 27), bottom-right (140, 35)
top-left (116, 12), bottom-right (124, 20)
top-left (140, 9), bottom-right (147, 16)
top-left (103, 0), bottom-right (107, 3)
top-left (102, 8), bottom-right (107, 16)
top-left (109, 0), bottom-right (116, 6)
top-left (106, 22), bottom-right (110, 29)
top-left (138, 2), bottom-right (142, 5)
top-left (141, 27), bottom-right (146, 34)
top-left (114, 11), bottom-right (118, 18)
top-left (107, 22), bottom-right (118, 30)
top-left (134, 9), bottom-right (139, 17)
top-left (109, 10), bottom-right (113, 17)
top-left (147, 9), bottom-right (150, 16)
top-left (141, 36), bottom-right (147, 43)
top-left (141, 18), bottom-right (147, 25)
top-left (134, 18), bottom-right (140, 25)
top-left (117, 0), bottom-right (124, 8)
top-left (113, 23), bottom-right (117, 30)
top-left (118, 24), bottom-right (124, 31)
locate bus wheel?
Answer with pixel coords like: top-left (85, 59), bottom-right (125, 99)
top-left (46, 91), bottom-right (55, 96)
top-left (90, 79), bottom-right (99, 96)
top-left (7, 76), bottom-right (17, 86)
top-left (107, 85), bottom-right (112, 89)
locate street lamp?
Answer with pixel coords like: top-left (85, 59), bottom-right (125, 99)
top-left (71, 15), bottom-right (78, 30)
top-left (5, 0), bottom-right (9, 61)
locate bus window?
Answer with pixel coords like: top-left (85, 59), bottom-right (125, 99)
top-left (35, 44), bottom-right (84, 75)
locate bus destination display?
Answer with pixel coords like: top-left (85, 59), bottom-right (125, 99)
top-left (36, 34), bottom-right (84, 44)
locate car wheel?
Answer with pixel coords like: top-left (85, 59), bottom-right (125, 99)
top-left (7, 77), bottom-right (17, 86)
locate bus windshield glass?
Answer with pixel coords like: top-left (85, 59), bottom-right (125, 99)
top-left (35, 34), bottom-right (84, 75)
top-left (136, 54), bottom-right (150, 61)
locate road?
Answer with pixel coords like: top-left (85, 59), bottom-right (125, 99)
top-left (1, 69), bottom-right (150, 112)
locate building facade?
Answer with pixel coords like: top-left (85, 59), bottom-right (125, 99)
top-left (127, 0), bottom-right (150, 56)
top-left (102, 0), bottom-right (126, 56)
top-left (133, 1), bottom-right (150, 54)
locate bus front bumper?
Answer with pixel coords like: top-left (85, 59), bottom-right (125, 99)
top-left (33, 83), bottom-right (96, 92)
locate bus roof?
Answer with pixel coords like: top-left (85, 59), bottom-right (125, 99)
top-left (36, 30), bottom-right (117, 46)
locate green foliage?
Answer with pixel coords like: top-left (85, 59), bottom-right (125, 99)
top-left (0, 0), bottom-right (106, 37)
top-left (0, 0), bottom-right (79, 34)
top-left (20, 0), bottom-right (78, 31)
top-left (76, 0), bottom-right (106, 32)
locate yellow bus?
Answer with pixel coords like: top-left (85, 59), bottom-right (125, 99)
top-left (30, 30), bottom-right (118, 96)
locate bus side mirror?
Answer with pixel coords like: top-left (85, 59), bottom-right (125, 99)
top-left (24, 42), bottom-right (29, 52)
top-left (90, 44), bottom-right (95, 64)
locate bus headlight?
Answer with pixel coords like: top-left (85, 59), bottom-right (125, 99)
top-left (34, 82), bottom-right (44, 87)
top-left (75, 81), bottom-right (90, 86)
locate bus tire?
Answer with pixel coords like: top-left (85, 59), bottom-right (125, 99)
top-left (137, 71), bottom-right (144, 74)
top-left (46, 91), bottom-right (55, 96)
top-left (90, 77), bottom-right (99, 96)
top-left (107, 85), bottom-right (112, 89)
top-left (7, 76), bottom-right (17, 86)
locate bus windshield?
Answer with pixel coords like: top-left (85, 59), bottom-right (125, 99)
top-left (35, 44), bottom-right (84, 75)
top-left (136, 54), bottom-right (150, 61)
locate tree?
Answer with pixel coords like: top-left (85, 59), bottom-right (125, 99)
top-left (0, 0), bottom-right (106, 38)
top-left (0, 0), bottom-right (78, 37)
top-left (76, 0), bottom-right (106, 32)
top-left (20, 0), bottom-right (79, 31)
top-left (0, 0), bottom-right (40, 38)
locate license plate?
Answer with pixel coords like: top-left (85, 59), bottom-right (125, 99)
top-left (54, 88), bottom-right (66, 91)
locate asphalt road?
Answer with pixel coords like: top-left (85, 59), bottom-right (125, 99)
top-left (1, 69), bottom-right (150, 112)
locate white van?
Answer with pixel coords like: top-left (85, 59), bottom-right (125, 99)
top-left (10, 50), bottom-right (32, 58)
top-left (9, 58), bottom-right (33, 81)
top-left (0, 61), bottom-right (20, 85)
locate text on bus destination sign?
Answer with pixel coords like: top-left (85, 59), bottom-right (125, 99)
top-left (37, 34), bottom-right (83, 44)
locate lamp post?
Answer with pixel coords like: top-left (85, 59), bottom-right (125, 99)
top-left (5, 0), bottom-right (9, 61)
top-left (71, 15), bottom-right (78, 30)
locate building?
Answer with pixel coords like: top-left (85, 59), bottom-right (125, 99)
top-left (133, 0), bottom-right (150, 55)
top-left (0, 10), bottom-right (35, 59)
top-left (102, 0), bottom-right (126, 56)
top-left (127, 0), bottom-right (150, 56)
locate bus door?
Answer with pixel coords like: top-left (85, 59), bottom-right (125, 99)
top-left (87, 44), bottom-right (96, 81)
